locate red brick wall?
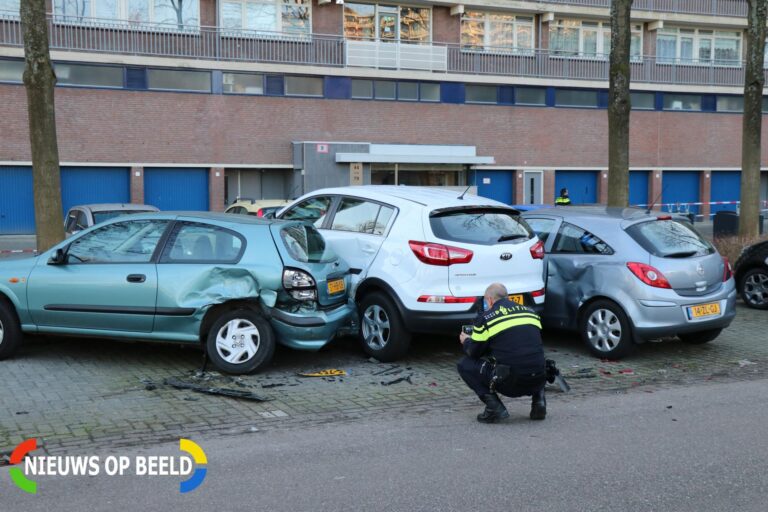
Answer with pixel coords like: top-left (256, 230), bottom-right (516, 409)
top-left (543, 169), bottom-right (555, 203)
top-left (649, 170), bottom-right (663, 209)
top-left (200, 0), bottom-right (217, 27)
top-left (130, 166), bottom-right (144, 204)
top-left (209, 167), bottom-right (225, 211)
top-left (433, 6), bottom-right (459, 44)
top-left (1, 84), bottom-right (766, 169)
top-left (700, 170), bottom-right (711, 219)
top-left (313, 0), bottom-right (343, 36)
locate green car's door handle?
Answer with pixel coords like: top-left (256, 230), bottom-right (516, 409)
top-left (127, 274), bottom-right (146, 283)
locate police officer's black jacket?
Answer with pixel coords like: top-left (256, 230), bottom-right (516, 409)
top-left (464, 299), bottom-right (545, 372)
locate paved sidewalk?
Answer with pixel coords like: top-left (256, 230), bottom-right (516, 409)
top-left (1, 303), bottom-right (766, 457)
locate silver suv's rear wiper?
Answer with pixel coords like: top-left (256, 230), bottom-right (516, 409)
top-left (497, 234), bottom-right (528, 242)
top-left (664, 250), bottom-right (697, 258)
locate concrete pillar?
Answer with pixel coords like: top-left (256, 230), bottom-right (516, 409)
top-left (598, 169), bottom-right (609, 205)
top-left (543, 169), bottom-right (556, 205)
top-left (700, 170), bottom-right (711, 221)
top-left (130, 166), bottom-right (144, 205)
top-left (209, 167), bottom-right (226, 212)
top-left (649, 169), bottom-right (663, 211)
top-left (515, 170), bottom-right (524, 205)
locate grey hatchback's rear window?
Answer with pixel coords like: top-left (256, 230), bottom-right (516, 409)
top-left (626, 219), bottom-right (714, 258)
top-left (281, 224), bottom-right (336, 263)
top-left (429, 208), bottom-right (533, 246)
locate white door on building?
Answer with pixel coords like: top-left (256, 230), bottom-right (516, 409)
top-left (523, 171), bottom-right (543, 205)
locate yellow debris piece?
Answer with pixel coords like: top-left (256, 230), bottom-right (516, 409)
top-left (297, 369), bottom-right (347, 377)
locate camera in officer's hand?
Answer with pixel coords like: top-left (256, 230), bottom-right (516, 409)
top-left (461, 324), bottom-right (473, 335)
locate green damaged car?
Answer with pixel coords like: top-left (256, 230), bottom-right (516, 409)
top-left (0, 213), bottom-right (356, 374)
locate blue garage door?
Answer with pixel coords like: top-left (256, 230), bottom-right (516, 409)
top-left (662, 171), bottom-right (700, 215)
top-left (0, 166), bottom-right (35, 234)
top-left (629, 171), bottom-right (649, 207)
top-left (144, 168), bottom-right (209, 211)
top-left (475, 170), bottom-right (514, 205)
top-left (555, 171), bottom-right (598, 204)
top-left (61, 167), bottom-right (130, 216)
top-left (711, 171), bottom-right (740, 214)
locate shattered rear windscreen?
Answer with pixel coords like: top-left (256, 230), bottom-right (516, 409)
top-left (280, 224), bottom-right (336, 263)
top-left (429, 208), bottom-right (533, 246)
top-left (626, 220), bottom-right (715, 258)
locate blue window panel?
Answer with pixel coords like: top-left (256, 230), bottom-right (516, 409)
top-left (475, 170), bottom-right (514, 205)
top-left (711, 171), bottom-right (740, 213)
top-left (498, 86), bottom-right (514, 105)
top-left (441, 82), bottom-right (464, 104)
top-left (144, 168), bottom-right (209, 211)
top-left (0, 166), bottom-right (35, 234)
top-left (265, 75), bottom-right (284, 96)
top-left (597, 90), bottom-right (609, 108)
top-left (555, 171), bottom-right (598, 204)
top-left (655, 92), bottom-right (664, 111)
top-left (662, 171), bottom-right (700, 215)
top-left (324, 77), bottom-right (351, 99)
top-left (701, 95), bottom-right (716, 112)
top-left (60, 167), bottom-right (130, 216)
top-left (629, 171), bottom-right (649, 207)
top-left (546, 87), bottom-right (556, 107)
top-left (125, 67), bottom-right (147, 90)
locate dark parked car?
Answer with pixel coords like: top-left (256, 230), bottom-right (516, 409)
top-left (734, 240), bottom-right (768, 309)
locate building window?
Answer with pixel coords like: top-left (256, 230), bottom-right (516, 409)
top-left (466, 85), bottom-right (497, 104)
top-left (147, 69), bottom-right (211, 92)
top-left (631, 92), bottom-right (655, 110)
top-left (516, 87), bottom-right (546, 105)
top-left (374, 80), bottom-right (396, 100)
top-left (55, 63), bottom-right (123, 87)
top-left (53, 0), bottom-right (200, 28)
top-left (0, 59), bottom-right (23, 83)
top-left (351, 79), bottom-right (373, 99)
top-left (550, 20), bottom-right (642, 59)
top-left (663, 93), bottom-right (702, 111)
top-left (220, 0), bottom-right (310, 35)
top-left (555, 89), bottom-right (598, 107)
top-left (398, 81), bottom-right (418, 101)
top-left (284, 75), bottom-right (323, 96)
top-left (657, 28), bottom-right (741, 65)
top-left (420, 82), bottom-right (440, 102)
top-left (344, 3), bottom-right (431, 43)
top-left (716, 96), bottom-right (743, 112)
top-left (460, 10), bottom-right (533, 52)
top-left (223, 72), bottom-right (264, 94)
top-left (0, 0), bottom-right (20, 13)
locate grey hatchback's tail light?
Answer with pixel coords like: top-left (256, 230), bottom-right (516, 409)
top-left (283, 268), bottom-right (317, 301)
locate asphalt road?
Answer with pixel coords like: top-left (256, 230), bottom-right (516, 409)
top-left (3, 378), bottom-right (768, 512)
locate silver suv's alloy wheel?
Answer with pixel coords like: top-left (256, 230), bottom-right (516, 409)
top-left (744, 271), bottom-right (768, 307)
top-left (586, 308), bottom-right (622, 352)
top-left (362, 305), bottom-right (391, 350)
top-left (215, 319), bottom-right (261, 365)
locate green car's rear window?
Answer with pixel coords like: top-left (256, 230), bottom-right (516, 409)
top-left (280, 224), bottom-right (336, 263)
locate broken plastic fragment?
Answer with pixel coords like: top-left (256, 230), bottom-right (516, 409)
top-left (297, 369), bottom-right (347, 377)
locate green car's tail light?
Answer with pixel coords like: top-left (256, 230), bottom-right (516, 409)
top-left (283, 268), bottom-right (317, 300)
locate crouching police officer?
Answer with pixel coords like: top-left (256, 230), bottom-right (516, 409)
top-left (457, 283), bottom-right (547, 423)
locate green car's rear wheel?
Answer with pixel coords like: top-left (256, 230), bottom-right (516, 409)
top-left (0, 299), bottom-right (22, 360)
top-left (205, 309), bottom-right (275, 374)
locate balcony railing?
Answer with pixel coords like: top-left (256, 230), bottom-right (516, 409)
top-left (542, 0), bottom-right (748, 17)
top-left (0, 13), bottom-right (762, 88)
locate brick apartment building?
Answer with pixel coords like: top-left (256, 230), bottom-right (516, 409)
top-left (1, 0), bottom-right (768, 234)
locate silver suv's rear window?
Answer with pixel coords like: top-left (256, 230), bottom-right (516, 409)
top-left (280, 224), bottom-right (336, 263)
top-left (429, 208), bottom-right (533, 246)
top-left (626, 219), bottom-right (715, 258)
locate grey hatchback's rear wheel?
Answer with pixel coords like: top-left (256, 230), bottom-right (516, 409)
top-left (205, 309), bottom-right (275, 375)
top-left (739, 268), bottom-right (768, 310)
top-left (359, 292), bottom-right (411, 362)
top-left (0, 300), bottom-right (23, 360)
top-left (580, 300), bottom-right (634, 359)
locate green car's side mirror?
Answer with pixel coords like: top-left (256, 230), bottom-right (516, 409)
top-left (48, 247), bottom-right (68, 265)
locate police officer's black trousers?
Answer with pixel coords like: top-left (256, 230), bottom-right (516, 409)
top-left (457, 357), bottom-right (544, 399)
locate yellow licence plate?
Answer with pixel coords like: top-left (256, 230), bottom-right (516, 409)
top-left (509, 294), bottom-right (524, 305)
top-left (327, 279), bottom-right (346, 295)
top-left (687, 302), bottom-right (721, 319)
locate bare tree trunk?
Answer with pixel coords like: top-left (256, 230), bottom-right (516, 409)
top-left (21, 0), bottom-right (64, 251)
top-left (740, 0), bottom-right (767, 238)
top-left (607, 0), bottom-right (633, 208)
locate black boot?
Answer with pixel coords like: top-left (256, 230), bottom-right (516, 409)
top-left (477, 393), bottom-right (509, 423)
top-left (530, 388), bottom-right (547, 420)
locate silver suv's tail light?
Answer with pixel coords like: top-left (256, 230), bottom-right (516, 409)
top-left (283, 268), bottom-right (317, 300)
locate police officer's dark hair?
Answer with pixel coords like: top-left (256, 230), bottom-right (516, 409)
top-left (560, 188), bottom-right (568, 196)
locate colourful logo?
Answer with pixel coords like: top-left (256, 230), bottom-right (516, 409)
top-left (179, 438), bottom-right (207, 493)
top-left (9, 438), bottom-right (38, 494)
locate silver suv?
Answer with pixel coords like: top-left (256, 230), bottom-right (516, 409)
top-left (523, 207), bottom-right (736, 358)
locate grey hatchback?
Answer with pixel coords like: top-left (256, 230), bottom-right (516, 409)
top-left (523, 207), bottom-right (736, 358)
